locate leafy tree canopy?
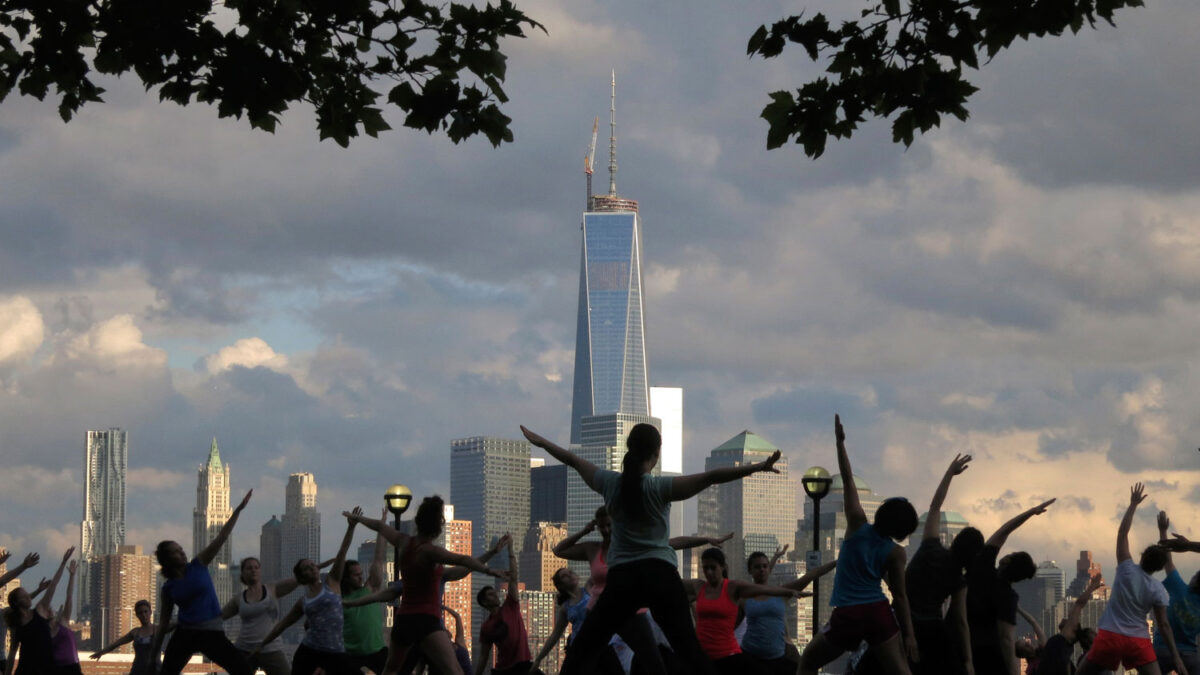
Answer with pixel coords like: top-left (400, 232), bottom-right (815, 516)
top-left (748, 0), bottom-right (1143, 157)
top-left (0, 0), bottom-right (542, 147)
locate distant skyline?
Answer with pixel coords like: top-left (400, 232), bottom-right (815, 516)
top-left (2, 0), bottom-right (1200, 607)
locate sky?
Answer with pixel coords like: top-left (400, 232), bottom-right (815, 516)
top-left (2, 0), bottom-right (1200, 592)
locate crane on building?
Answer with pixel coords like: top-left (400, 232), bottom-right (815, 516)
top-left (584, 116), bottom-right (598, 210)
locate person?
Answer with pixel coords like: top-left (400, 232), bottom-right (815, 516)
top-left (442, 605), bottom-right (473, 675)
top-left (89, 599), bottom-right (161, 675)
top-left (6, 547), bottom-right (72, 675)
top-left (904, 453), bottom-right (977, 675)
top-left (1152, 512), bottom-right (1200, 674)
top-left (222, 556), bottom-right (329, 675)
top-left (256, 506), bottom-right (362, 675)
top-left (1013, 604), bottom-right (1046, 675)
top-left (349, 496), bottom-right (510, 675)
top-left (476, 534), bottom-right (536, 675)
top-left (554, 508), bottom-right (732, 674)
top-left (797, 416), bottom-right (919, 675)
top-left (49, 558), bottom-right (82, 675)
top-left (1030, 574), bottom-right (1104, 675)
top-left (1076, 484), bottom-right (1186, 675)
top-left (684, 547), bottom-right (809, 674)
top-left (531, 567), bottom-right (590, 673)
top-left (521, 422), bottom-right (781, 675)
top-left (0, 551), bottom-right (41, 675)
top-left (966, 492), bottom-right (1055, 675)
top-left (741, 548), bottom-right (835, 675)
top-left (343, 507), bottom-right (391, 674)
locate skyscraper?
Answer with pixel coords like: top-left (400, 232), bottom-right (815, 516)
top-left (569, 74), bottom-right (650, 445)
top-left (530, 463), bottom-right (567, 526)
top-left (520, 522), bottom-right (568, 592)
top-left (193, 438), bottom-right (233, 603)
top-left (450, 436), bottom-right (531, 639)
top-left (442, 516), bottom-right (473, 652)
top-left (80, 428), bottom-right (127, 624)
top-left (696, 431), bottom-right (795, 581)
top-left (280, 472), bottom-right (320, 644)
top-left (259, 515), bottom-right (283, 583)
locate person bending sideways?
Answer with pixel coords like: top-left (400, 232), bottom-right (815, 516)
top-left (797, 415), bottom-right (919, 675)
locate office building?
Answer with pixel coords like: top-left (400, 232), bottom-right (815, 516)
top-left (193, 438), bottom-right (234, 603)
top-left (259, 515), bottom-right (283, 583)
top-left (80, 428), bottom-right (128, 623)
top-left (696, 431), bottom-right (795, 581)
top-left (1037, 559), bottom-right (1066, 603)
top-left (443, 516), bottom-right (473, 651)
top-left (1066, 551), bottom-right (1107, 599)
top-left (520, 522), bottom-right (568, 592)
top-left (568, 76), bottom-right (650, 445)
top-left (520, 589), bottom-right (563, 672)
top-left (280, 472), bottom-right (320, 643)
top-left (450, 436), bottom-right (531, 639)
top-left (530, 463), bottom-right (567, 526)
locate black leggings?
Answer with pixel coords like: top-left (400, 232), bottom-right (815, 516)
top-left (560, 559), bottom-right (716, 675)
top-left (291, 644), bottom-right (354, 675)
top-left (160, 628), bottom-right (253, 675)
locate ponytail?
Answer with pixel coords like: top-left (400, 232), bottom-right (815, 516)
top-left (619, 424), bottom-right (661, 522)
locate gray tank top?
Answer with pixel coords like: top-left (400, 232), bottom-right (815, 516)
top-left (235, 586), bottom-right (282, 653)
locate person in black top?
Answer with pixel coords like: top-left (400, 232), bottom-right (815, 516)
top-left (1033, 574), bottom-right (1104, 675)
top-left (966, 498), bottom-right (1054, 675)
top-left (904, 453), bottom-right (979, 675)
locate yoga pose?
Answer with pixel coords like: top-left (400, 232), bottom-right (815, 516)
top-left (1152, 512), bottom-right (1200, 674)
top-left (350, 496), bottom-right (509, 675)
top-left (343, 507), bottom-right (391, 674)
top-left (152, 491), bottom-right (254, 675)
top-left (222, 556), bottom-right (329, 675)
top-left (741, 548), bottom-right (834, 675)
top-left (476, 534), bottom-right (535, 675)
top-left (257, 506), bottom-right (361, 675)
top-left (49, 558), bottom-right (82, 675)
top-left (531, 568), bottom-right (589, 673)
top-left (685, 547), bottom-right (810, 675)
top-left (797, 416), bottom-right (918, 675)
top-left (89, 599), bottom-right (161, 675)
top-left (6, 547), bottom-right (72, 675)
top-left (521, 422), bottom-right (780, 675)
top-left (1028, 575), bottom-right (1104, 675)
top-left (904, 453), bottom-right (978, 675)
top-left (1077, 484), bottom-right (1184, 675)
top-left (0, 551), bottom-right (41, 675)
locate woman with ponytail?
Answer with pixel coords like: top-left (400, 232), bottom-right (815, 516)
top-left (521, 423), bottom-right (782, 675)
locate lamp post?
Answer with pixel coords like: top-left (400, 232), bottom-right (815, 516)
top-left (801, 466), bottom-right (832, 638)
top-left (384, 484), bottom-right (413, 582)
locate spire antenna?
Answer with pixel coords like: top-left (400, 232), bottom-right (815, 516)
top-left (608, 70), bottom-right (617, 196)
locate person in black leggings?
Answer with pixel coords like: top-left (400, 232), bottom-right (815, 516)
top-left (521, 423), bottom-right (781, 675)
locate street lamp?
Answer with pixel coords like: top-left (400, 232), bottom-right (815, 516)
top-left (801, 466), bottom-right (832, 638)
top-left (384, 484), bottom-right (413, 582)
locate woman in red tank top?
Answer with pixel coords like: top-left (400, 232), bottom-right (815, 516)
top-left (347, 496), bottom-right (509, 675)
top-left (685, 548), bottom-right (807, 675)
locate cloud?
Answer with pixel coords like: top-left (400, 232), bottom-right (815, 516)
top-left (0, 295), bottom-right (44, 363)
top-left (127, 467), bottom-right (189, 491)
top-left (61, 314), bottom-right (167, 369)
top-left (203, 337), bottom-right (289, 374)
top-left (0, 465), bottom-right (75, 502)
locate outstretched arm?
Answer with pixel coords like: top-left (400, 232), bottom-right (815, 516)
top-left (782, 560), bottom-right (836, 592)
top-left (419, 544), bottom-right (510, 583)
top-left (342, 586), bottom-right (402, 608)
top-left (532, 604), bottom-right (569, 671)
top-left (671, 451), bottom-right (780, 502)
top-left (669, 532), bottom-right (734, 550)
top-left (1015, 605), bottom-right (1045, 648)
top-left (344, 510), bottom-right (411, 548)
top-left (200, 490), bottom-right (252, 565)
top-left (1159, 511), bottom-right (1175, 574)
top-left (1117, 483), bottom-right (1147, 563)
top-left (1161, 534), bottom-right (1200, 554)
top-left (256, 600), bottom-right (304, 653)
top-left (553, 521), bottom-right (600, 562)
top-left (38, 547), bottom-right (75, 616)
top-left (89, 628), bottom-right (138, 659)
top-left (272, 558), bottom-right (333, 598)
top-left (501, 534), bottom-right (519, 597)
top-left (728, 579), bottom-right (806, 602)
top-left (1060, 575), bottom-right (1103, 642)
top-left (443, 604), bottom-right (467, 649)
top-left (328, 506), bottom-right (361, 589)
top-left (925, 454), bottom-right (972, 541)
top-left (0, 551), bottom-right (40, 588)
top-left (522, 426), bottom-right (599, 490)
top-left (445, 533), bottom-right (512, 582)
top-left (55, 559), bottom-right (79, 629)
top-left (367, 507), bottom-right (388, 592)
top-left (834, 415), bottom-right (866, 531)
top-left (986, 498), bottom-right (1056, 550)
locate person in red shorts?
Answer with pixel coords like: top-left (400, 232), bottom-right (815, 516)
top-left (1077, 483), bottom-right (1187, 675)
top-left (476, 535), bottom-right (538, 675)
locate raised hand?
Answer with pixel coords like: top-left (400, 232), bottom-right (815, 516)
top-left (346, 506), bottom-right (364, 523)
top-left (1158, 511), bottom-right (1170, 534)
top-left (35, 577), bottom-right (51, 593)
top-left (1030, 498), bottom-right (1056, 515)
top-left (61, 546), bottom-right (76, 564)
top-left (835, 414), bottom-right (846, 447)
top-left (1130, 482), bottom-right (1147, 507)
top-left (1160, 534), bottom-right (1196, 552)
top-left (497, 533), bottom-right (513, 551)
top-left (520, 425), bottom-right (550, 449)
top-left (20, 552), bottom-right (38, 569)
top-left (236, 489), bottom-right (253, 511)
top-left (0, 550), bottom-right (9, 566)
top-left (772, 544), bottom-right (790, 561)
top-left (946, 453), bottom-right (972, 476)
top-left (68, 559), bottom-right (78, 575)
top-left (708, 532), bottom-right (735, 546)
top-left (1084, 574), bottom-right (1105, 595)
top-left (759, 450), bottom-right (782, 474)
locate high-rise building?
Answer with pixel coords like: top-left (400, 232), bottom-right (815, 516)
top-left (92, 545), bottom-right (156, 650)
top-left (565, 412), bottom-right (661, 574)
top-left (80, 428), bottom-right (128, 623)
top-left (259, 515), bottom-right (283, 583)
top-left (1066, 551), bottom-right (1106, 599)
top-left (696, 431), bottom-right (795, 581)
top-left (568, 76), bottom-right (650, 446)
top-left (530, 463), bottom-right (567, 526)
top-left (193, 439), bottom-right (234, 603)
top-left (649, 387), bottom-right (684, 550)
top-left (520, 522), bottom-right (568, 592)
top-left (1037, 560), bottom-right (1065, 604)
top-left (443, 516), bottom-right (473, 652)
top-left (520, 588), bottom-right (563, 672)
top-left (279, 472), bottom-right (319, 644)
top-left (450, 435), bottom-right (531, 639)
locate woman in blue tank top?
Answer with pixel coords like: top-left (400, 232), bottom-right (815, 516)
top-left (741, 549), bottom-right (835, 675)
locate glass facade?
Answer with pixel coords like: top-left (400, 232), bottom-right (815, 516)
top-left (569, 210), bottom-right (650, 444)
top-left (80, 428), bottom-right (128, 623)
